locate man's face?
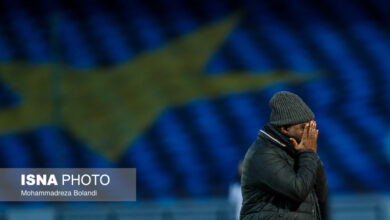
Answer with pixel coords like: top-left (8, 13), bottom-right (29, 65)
top-left (281, 121), bottom-right (312, 142)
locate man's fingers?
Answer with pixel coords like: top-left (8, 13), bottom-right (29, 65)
top-left (302, 123), bottom-right (309, 140)
top-left (290, 138), bottom-right (298, 149)
top-left (310, 121), bottom-right (315, 131)
top-left (307, 122), bottom-right (314, 138)
top-left (314, 129), bottom-right (319, 142)
top-left (309, 121), bottom-right (316, 136)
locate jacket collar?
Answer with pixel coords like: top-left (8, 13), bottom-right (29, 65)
top-left (259, 130), bottom-right (286, 148)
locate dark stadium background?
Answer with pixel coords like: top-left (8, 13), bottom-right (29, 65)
top-left (0, 0), bottom-right (389, 219)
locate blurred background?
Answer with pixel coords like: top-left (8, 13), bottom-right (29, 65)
top-left (0, 0), bottom-right (389, 219)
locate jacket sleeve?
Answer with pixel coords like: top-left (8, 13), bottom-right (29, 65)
top-left (315, 160), bottom-right (328, 203)
top-left (254, 148), bottom-right (320, 202)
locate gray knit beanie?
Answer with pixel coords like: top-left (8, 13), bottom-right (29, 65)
top-left (269, 91), bottom-right (314, 126)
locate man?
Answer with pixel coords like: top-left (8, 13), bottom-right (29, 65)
top-left (240, 91), bottom-right (328, 220)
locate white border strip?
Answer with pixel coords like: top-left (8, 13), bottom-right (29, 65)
top-left (259, 130), bottom-right (286, 147)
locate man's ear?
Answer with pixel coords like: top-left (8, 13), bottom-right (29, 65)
top-left (281, 126), bottom-right (288, 134)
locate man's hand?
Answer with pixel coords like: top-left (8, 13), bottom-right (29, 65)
top-left (290, 120), bottom-right (318, 152)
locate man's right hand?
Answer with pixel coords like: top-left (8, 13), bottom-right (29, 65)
top-left (290, 120), bottom-right (318, 152)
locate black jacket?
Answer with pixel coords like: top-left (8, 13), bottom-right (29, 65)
top-left (240, 130), bottom-right (328, 220)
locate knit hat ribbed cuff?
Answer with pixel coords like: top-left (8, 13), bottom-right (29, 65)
top-left (269, 91), bottom-right (314, 126)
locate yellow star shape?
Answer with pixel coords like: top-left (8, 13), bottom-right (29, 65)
top-left (0, 13), bottom-right (314, 161)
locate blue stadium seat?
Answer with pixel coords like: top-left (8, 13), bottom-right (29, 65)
top-left (33, 126), bottom-right (73, 167)
top-left (0, 134), bottom-right (31, 167)
top-left (58, 14), bottom-right (97, 68)
top-left (227, 29), bottom-right (273, 71)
